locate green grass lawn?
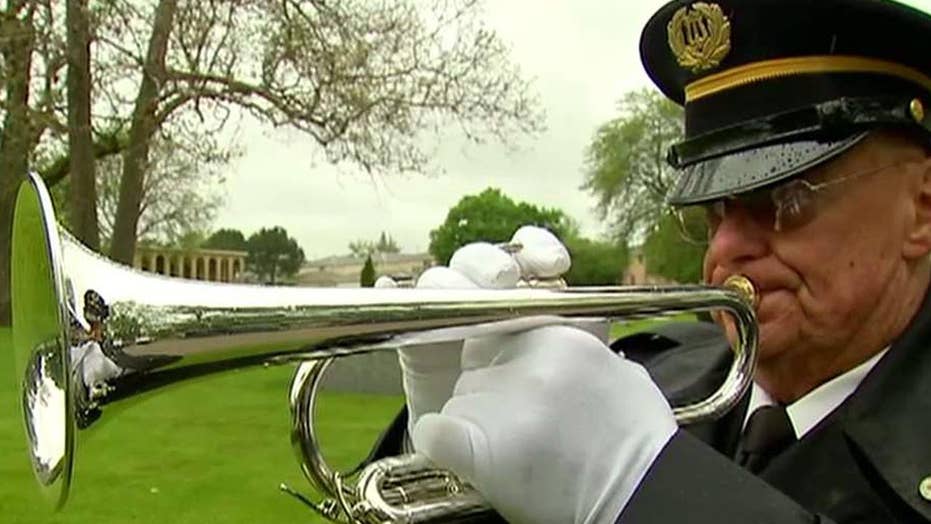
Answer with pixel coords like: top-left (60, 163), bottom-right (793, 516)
top-left (0, 315), bottom-right (690, 523)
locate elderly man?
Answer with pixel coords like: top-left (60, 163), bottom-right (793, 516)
top-left (372, 0), bottom-right (931, 522)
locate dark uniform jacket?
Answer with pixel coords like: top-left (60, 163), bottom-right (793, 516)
top-left (617, 288), bottom-right (931, 523)
top-left (368, 288), bottom-right (931, 523)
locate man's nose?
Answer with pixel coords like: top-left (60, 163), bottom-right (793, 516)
top-left (706, 204), bottom-right (770, 265)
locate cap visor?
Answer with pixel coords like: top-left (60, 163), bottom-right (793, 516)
top-left (667, 133), bottom-right (869, 205)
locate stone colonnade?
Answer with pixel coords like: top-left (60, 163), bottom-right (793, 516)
top-left (133, 247), bottom-right (247, 282)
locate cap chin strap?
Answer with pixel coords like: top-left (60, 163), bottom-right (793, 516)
top-left (668, 96), bottom-right (931, 169)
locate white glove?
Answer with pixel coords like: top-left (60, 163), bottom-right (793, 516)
top-left (412, 326), bottom-right (677, 524)
top-left (510, 225), bottom-right (571, 279)
top-left (374, 275), bottom-right (399, 288)
top-left (398, 226), bottom-right (600, 436)
top-left (399, 241), bottom-right (523, 436)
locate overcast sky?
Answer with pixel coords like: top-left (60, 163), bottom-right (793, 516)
top-left (213, 0), bottom-right (931, 261)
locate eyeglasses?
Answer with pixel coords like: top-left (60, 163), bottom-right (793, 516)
top-left (675, 160), bottom-right (913, 245)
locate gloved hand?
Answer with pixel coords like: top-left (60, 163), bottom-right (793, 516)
top-left (413, 326), bottom-right (677, 524)
top-left (398, 226), bottom-right (595, 436)
top-left (396, 242), bottom-right (515, 437)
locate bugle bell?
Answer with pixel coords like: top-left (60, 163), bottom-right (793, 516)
top-left (11, 172), bottom-right (758, 522)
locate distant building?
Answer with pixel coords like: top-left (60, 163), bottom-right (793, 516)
top-left (133, 246), bottom-right (247, 282)
top-left (299, 252), bottom-right (435, 287)
top-left (620, 247), bottom-right (674, 285)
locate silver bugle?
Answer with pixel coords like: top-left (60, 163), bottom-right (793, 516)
top-left (10, 172), bottom-right (757, 522)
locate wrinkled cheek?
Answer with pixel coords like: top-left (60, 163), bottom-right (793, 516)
top-left (801, 238), bottom-right (885, 321)
top-left (793, 282), bottom-right (854, 349)
top-left (756, 310), bottom-right (802, 360)
top-left (804, 253), bottom-right (865, 305)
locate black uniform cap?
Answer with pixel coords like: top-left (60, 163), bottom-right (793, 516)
top-left (640, 0), bottom-right (931, 205)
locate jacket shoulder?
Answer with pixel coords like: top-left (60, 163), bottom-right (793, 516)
top-left (610, 321), bottom-right (733, 405)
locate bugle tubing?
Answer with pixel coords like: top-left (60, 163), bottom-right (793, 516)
top-left (10, 172), bottom-right (757, 522)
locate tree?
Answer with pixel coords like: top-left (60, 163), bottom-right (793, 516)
top-left (246, 227), bottom-right (305, 285)
top-left (46, 126), bottom-right (228, 253)
top-left (109, 0), bottom-right (179, 265)
top-left (175, 230), bottom-right (207, 251)
top-left (360, 255), bottom-right (376, 287)
top-left (0, 0), bottom-right (542, 323)
top-left (562, 236), bottom-right (628, 286)
top-left (0, 1), bottom-right (133, 322)
top-left (204, 228), bottom-right (249, 252)
top-left (0, 1), bottom-right (66, 324)
top-left (349, 231), bottom-right (401, 257)
top-left (376, 232), bottom-right (400, 255)
top-left (96, 129), bottom-right (230, 248)
top-left (348, 240), bottom-right (374, 258)
top-left (66, 0), bottom-right (99, 250)
top-left (642, 213), bottom-right (706, 283)
top-left (428, 188), bottom-right (574, 265)
top-left (582, 88), bottom-right (684, 240)
top-left (100, 0), bottom-right (544, 265)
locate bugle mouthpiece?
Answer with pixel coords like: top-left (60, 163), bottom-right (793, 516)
top-left (723, 274), bottom-right (758, 309)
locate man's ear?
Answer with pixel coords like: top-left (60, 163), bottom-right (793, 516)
top-left (903, 157), bottom-right (931, 260)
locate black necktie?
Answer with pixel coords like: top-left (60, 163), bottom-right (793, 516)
top-left (736, 405), bottom-right (796, 474)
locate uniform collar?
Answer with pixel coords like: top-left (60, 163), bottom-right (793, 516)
top-left (744, 347), bottom-right (889, 438)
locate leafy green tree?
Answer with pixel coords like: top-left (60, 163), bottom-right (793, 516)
top-left (360, 255), bottom-right (377, 287)
top-left (563, 237), bottom-right (629, 286)
top-left (582, 88), bottom-right (684, 240)
top-left (642, 213), bottom-right (706, 283)
top-left (176, 231), bottom-right (208, 251)
top-left (429, 188), bottom-right (574, 265)
top-left (204, 229), bottom-right (249, 252)
top-left (246, 227), bottom-right (305, 285)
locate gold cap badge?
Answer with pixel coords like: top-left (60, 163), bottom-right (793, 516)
top-left (668, 3), bottom-right (731, 73)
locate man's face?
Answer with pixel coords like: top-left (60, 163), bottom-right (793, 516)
top-left (702, 134), bottom-right (929, 390)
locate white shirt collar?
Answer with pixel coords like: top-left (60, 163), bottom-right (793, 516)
top-left (744, 347), bottom-right (890, 438)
